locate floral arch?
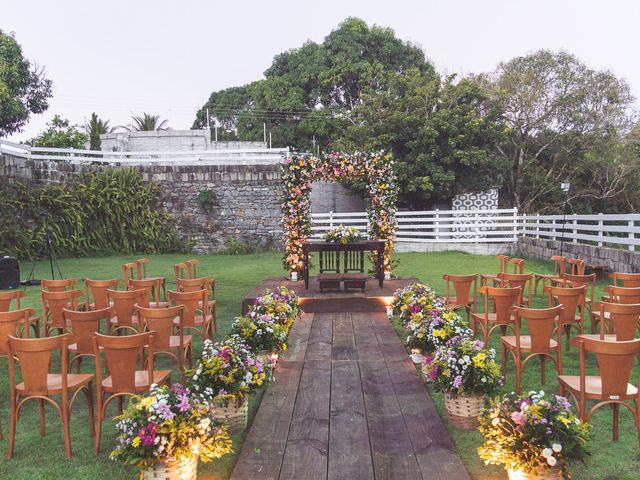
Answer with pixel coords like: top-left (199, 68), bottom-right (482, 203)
top-left (281, 151), bottom-right (398, 274)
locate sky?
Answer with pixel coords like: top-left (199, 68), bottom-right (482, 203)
top-left (3, 0), bottom-right (640, 142)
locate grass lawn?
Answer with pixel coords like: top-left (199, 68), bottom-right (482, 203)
top-left (0, 251), bottom-right (638, 479)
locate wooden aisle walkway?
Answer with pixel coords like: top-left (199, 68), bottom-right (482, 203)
top-left (231, 306), bottom-right (470, 480)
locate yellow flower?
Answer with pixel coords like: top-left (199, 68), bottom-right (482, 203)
top-left (132, 436), bottom-right (141, 448)
top-left (557, 415), bottom-right (572, 427)
top-left (136, 396), bottom-right (154, 411)
top-left (473, 352), bottom-right (486, 367)
top-left (432, 329), bottom-right (446, 339)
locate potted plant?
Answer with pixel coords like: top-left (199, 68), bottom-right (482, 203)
top-left (423, 338), bottom-right (501, 430)
top-left (252, 286), bottom-right (302, 330)
top-left (323, 225), bottom-right (362, 244)
top-left (110, 383), bottom-right (232, 480)
top-left (477, 391), bottom-right (590, 479)
top-left (391, 283), bottom-right (445, 327)
top-left (189, 337), bottom-right (268, 435)
top-left (231, 314), bottom-right (288, 366)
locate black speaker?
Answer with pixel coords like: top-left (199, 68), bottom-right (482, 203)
top-left (0, 256), bottom-right (20, 290)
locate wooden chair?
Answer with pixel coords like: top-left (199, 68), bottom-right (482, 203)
top-left (134, 258), bottom-right (167, 298)
top-left (510, 258), bottom-right (526, 274)
top-left (185, 259), bottom-right (200, 279)
top-left (548, 285), bottom-right (586, 351)
top-left (129, 278), bottom-right (168, 308)
top-left (533, 255), bottom-right (567, 296)
top-left (501, 305), bottom-right (563, 394)
top-left (121, 262), bottom-right (137, 289)
top-left (498, 272), bottom-right (533, 307)
top-left (603, 285), bottom-right (640, 304)
top-left (41, 278), bottom-right (77, 292)
top-left (561, 273), bottom-right (596, 313)
top-left (559, 336), bottom-right (640, 444)
top-left (7, 333), bottom-right (94, 458)
top-left (343, 249), bottom-right (367, 292)
top-left (63, 307), bottom-right (111, 373)
top-left (610, 272), bottom-right (640, 288)
top-left (106, 288), bottom-right (146, 334)
top-left (317, 251), bottom-right (341, 292)
top-left (585, 302), bottom-right (640, 342)
top-left (471, 286), bottom-right (521, 346)
top-left (0, 309), bottom-right (35, 440)
top-left (41, 289), bottom-right (83, 336)
top-left (442, 274), bottom-right (478, 321)
top-left (168, 289), bottom-right (213, 340)
top-left (138, 305), bottom-right (192, 379)
top-left (174, 262), bottom-right (188, 280)
top-left (84, 278), bottom-right (118, 310)
top-left (568, 258), bottom-right (587, 276)
top-left (93, 331), bottom-right (171, 454)
top-left (480, 254), bottom-right (509, 287)
top-left (176, 277), bottom-right (217, 333)
top-left (0, 290), bottom-right (40, 337)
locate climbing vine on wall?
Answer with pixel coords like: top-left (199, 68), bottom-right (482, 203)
top-left (281, 151), bottom-right (397, 273)
top-left (0, 167), bottom-right (185, 259)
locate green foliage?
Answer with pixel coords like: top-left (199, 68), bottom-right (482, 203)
top-left (0, 168), bottom-right (185, 259)
top-left (28, 115), bottom-right (88, 149)
top-left (125, 112), bottom-right (169, 131)
top-left (197, 188), bottom-right (218, 212)
top-left (224, 237), bottom-right (246, 255)
top-left (86, 112), bottom-right (113, 150)
top-left (0, 29), bottom-right (52, 137)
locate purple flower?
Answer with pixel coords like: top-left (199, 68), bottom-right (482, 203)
top-left (177, 393), bottom-right (190, 412)
top-left (453, 375), bottom-right (463, 389)
top-left (511, 411), bottom-right (527, 425)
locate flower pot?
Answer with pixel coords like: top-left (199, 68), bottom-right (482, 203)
top-left (410, 351), bottom-right (424, 365)
top-left (290, 272), bottom-right (298, 281)
top-left (210, 395), bottom-right (249, 435)
top-left (386, 306), bottom-right (394, 318)
top-left (142, 456), bottom-right (197, 480)
top-left (507, 466), bottom-right (562, 480)
top-left (384, 271), bottom-right (391, 281)
top-left (444, 392), bottom-right (485, 430)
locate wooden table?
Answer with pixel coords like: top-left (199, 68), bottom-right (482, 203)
top-left (302, 239), bottom-right (386, 289)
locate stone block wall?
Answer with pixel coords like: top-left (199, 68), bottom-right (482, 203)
top-left (517, 236), bottom-right (640, 273)
top-left (1, 153), bottom-right (283, 253)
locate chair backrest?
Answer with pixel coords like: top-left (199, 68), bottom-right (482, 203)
top-left (443, 274), bottom-right (478, 305)
top-left (134, 258), bottom-right (149, 279)
top-left (344, 250), bottom-right (365, 274)
top-left (562, 273), bottom-right (596, 303)
top-left (94, 331), bottom-right (155, 392)
top-left (122, 262), bottom-right (137, 289)
top-left (319, 251), bottom-right (340, 274)
top-left (548, 286), bottom-right (586, 323)
top-left (481, 286), bottom-right (521, 322)
top-left (573, 335), bottom-right (640, 398)
top-left (497, 255), bottom-right (509, 274)
top-left (174, 262), bottom-right (188, 280)
top-left (186, 259), bottom-right (199, 279)
top-left (168, 289), bottom-right (208, 328)
top-left (498, 273), bottom-right (532, 304)
top-left (138, 305), bottom-right (184, 353)
top-left (604, 286), bottom-right (640, 305)
top-left (85, 278), bottom-right (118, 310)
top-left (510, 258), bottom-right (525, 274)
top-left (551, 255), bottom-right (568, 276)
top-left (513, 305), bottom-right (563, 353)
top-left (63, 307), bottom-right (111, 355)
top-left (567, 258), bottom-right (586, 276)
top-left (176, 276), bottom-right (212, 294)
top-left (41, 289), bottom-right (83, 330)
top-left (0, 309), bottom-right (35, 355)
top-left (129, 278), bottom-right (164, 307)
top-left (106, 288), bottom-right (145, 327)
top-left (41, 278), bottom-right (77, 292)
top-left (8, 333), bottom-right (70, 396)
top-left (595, 302), bottom-right (640, 341)
top-left (610, 272), bottom-right (640, 288)
top-left (0, 290), bottom-right (25, 312)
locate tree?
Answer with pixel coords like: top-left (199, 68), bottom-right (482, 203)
top-left (86, 112), bottom-right (112, 150)
top-left (121, 113), bottom-right (169, 131)
top-left (0, 29), bottom-right (52, 137)
top-left (29, 115), bottom-right (88, 149)
top-left (481, 50), bottom-right (636, 213)
top-left (337, 70), bottom-right (506, 208)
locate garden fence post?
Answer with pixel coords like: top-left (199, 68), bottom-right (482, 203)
top-left (514, 208), bottom-right (519, 241)
top-left (598, 213), bottom-right (603, 247)
top-left (329, 211), bottom-right (333, 229)
top-left (629, 220), bottom-right (635, 251)
top-left (572, 215), bottom-right (578, 243)
top-left (435, 209), bottom-right (439, 240)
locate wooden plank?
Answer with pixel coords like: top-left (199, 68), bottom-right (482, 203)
top-left (359, 360), bottom-right (422, 480)
top-left (328, 360), bottom-right (374, 480)
top-left (332, 314), bottom-right (357, 361)
top-left (305, 312), bottom-right (333, 361)
top-left (352, 313), bottom-right (384, 361)
top-left (230, 314), bottom-right (313, 480)
top-left (279, 359), bottom-right (331, 480)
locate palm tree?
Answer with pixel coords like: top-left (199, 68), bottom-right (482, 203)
top-left (129, 113), bottom-right (170, 131)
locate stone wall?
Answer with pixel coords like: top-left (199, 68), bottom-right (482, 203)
top-left (1, 153), bottom-right (283, 253)
top-left (516, 236), bottom-right (640, 273)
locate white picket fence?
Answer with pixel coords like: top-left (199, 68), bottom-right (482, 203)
top-left (312, 209), bottom-right (640, 250)
top-left (0, 139), bottom-right (288, 165)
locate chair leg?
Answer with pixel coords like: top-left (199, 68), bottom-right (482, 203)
top-left (62, 403), bottom-right (72, 458)
top-left (501, 344), bottom-right (508, 383)
top-left (7, 397), bottom-right (16, 459)
top-left (117, 396), bottom-right (123, 415)
top-left (187, 344), bottom-right (193, 369)
top-left (515, 357), bottom-right (522, 395)
top-left (613, 403), bottom-right (620, 442)
top-left (565, 325), bottom-right (571, 352)
top-left (85, 385), bottom-right (95, 437)
top-left (39, 399), bottom-right (46, 437)
top-left (94, 394), bottom-right (103, 455)
top-left (540, 356), bottom-right (546, 385)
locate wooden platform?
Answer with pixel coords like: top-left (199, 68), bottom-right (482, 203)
top-left (242, 276), bottom-right (420, 314)
top-left (231, 300), bottom-right (470, 480)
